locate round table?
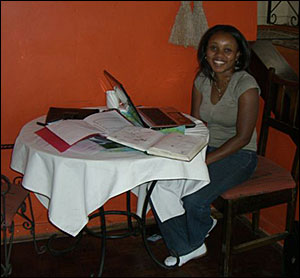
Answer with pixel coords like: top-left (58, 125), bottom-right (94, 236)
top-left (11, 112), bottom-right (210, 275)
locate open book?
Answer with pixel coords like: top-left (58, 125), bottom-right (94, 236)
top-left (36, 109), bottom-right (208, 160)
top-left (106, 126), bottom-right (208, 161)
top-left (36, 109), bottom-right (133, 152)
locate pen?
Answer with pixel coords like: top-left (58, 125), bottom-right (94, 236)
top-left (36, 122), bottom-right (47, 126)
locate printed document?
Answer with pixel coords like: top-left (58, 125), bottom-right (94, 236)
top-left (45, 109), bottom-right (133, 146)
top-left (107, 126), bottom-right (208, 161)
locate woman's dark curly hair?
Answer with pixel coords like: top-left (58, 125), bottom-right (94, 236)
top-left (197, 25), bottom-right (251, 81)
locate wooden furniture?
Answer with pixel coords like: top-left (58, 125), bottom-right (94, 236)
top-left (249, 40), bottom-right (298, 100)
top-left (212, 67), bottom-right (299, 277)
top-left (1, 144), bottom-right (45, 277)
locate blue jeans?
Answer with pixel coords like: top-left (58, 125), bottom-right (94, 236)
top-left (152, 146), bottom-right (257, 256)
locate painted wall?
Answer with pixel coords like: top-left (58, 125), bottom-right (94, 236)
top-left (3, 1), bottom-right (295, 240)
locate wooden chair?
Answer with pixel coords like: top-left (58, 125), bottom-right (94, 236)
top-left (212, 67), bottom-right (299, 277)
top-left (1, 144), bottom-right (46, 277)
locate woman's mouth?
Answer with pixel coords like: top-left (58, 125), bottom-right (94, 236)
top-left (213, 60), bottom-right (226, 66)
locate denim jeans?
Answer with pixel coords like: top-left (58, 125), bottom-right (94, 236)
top-left (152, 146), bottom-right (257, 256)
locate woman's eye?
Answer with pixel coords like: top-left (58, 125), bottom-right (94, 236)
top-left (224, 48), bottom-right (232, 53)
top-left (209, 46), bottom-right (217, 51)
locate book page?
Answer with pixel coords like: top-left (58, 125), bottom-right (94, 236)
top-left (84, 109), bottom-right (133, 136)
top-left (148, 133), bottom-right (208, 161)
top-left (46, 109), bottom-right (133, 146)
top-left (46, 120), bottom-right (102, 145)
top-left (107, 126), bottom-right (165, 152)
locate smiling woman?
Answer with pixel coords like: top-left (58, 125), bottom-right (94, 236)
top-left (202, 27), bottom-right (250, 104)
top-left (153, 25), bottom-right (260, 267)
top-left (1, 1), bottom-right (258, 239)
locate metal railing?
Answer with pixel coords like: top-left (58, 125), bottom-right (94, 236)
top-left (267, 1), bottom-right (299, 26)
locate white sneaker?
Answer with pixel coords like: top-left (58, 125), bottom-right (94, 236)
top-left (206, 217), bottom-right (217, 238)
top-left (164, 243), bottom-right (207, 267)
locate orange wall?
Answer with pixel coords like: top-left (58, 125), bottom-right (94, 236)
top-left (2, 1), bottom-right (278, 239)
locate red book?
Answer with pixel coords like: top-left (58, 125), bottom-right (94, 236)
top-left (35, 127), bottom-right (73, 152)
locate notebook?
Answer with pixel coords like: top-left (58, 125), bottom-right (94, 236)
top-left (45, 107), bottom-right (99, 124)
top-left (103, 70), bottom-right (196, 129)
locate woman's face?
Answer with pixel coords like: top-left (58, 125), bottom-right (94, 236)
top-left (205, 31), bottom-right (240, 75)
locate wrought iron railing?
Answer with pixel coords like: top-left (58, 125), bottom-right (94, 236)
top-left (267, 1), bottom-right (299, 26)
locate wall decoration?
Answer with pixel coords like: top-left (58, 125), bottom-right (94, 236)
top-left (169, 1), bottom-right (208, 49)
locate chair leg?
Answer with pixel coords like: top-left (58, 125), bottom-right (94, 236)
top-left (285, 188), bottom-right (297, 233)
top-left (27, 194), bottom-right (47, 254)
top-left (12, 176), bottom-right (46, 254)
top-left (1, 222), bottom-right (14, 277)
top-left (17, 194), bottom-right (46, 254)
top-left (282, 188), bottom-right (298, 277)
top-left (252, 210), bottom-right (260, 235)
top-left (220, 200), bottom-right (234, 277)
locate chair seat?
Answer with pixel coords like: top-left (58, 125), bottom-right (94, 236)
top-left (221, 155), bottom-right (296, 200)
top-left (1, 182), bottom-right (29, 228)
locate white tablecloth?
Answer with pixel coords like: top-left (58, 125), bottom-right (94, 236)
top-left (11, 112), bottom-right (210, 237)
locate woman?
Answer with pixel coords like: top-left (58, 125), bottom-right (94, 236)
top-left (152, 24), bottom-right (260, 267)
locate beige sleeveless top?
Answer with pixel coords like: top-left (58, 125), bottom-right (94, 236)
top-left (194, 70), bottom-right (260, 152)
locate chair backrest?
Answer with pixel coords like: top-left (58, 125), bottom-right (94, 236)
top-left (257, 67), bottom-right (299, 182)
top-left (1, 144), bottom-right (28, 229)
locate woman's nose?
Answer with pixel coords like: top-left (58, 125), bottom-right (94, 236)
top-left (214, 50), bottom-right (224, 59)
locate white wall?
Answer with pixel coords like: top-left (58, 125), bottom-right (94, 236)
top-left (258, 1), bottom-right (299, 26)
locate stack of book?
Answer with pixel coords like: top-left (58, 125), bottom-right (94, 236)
top-left (36, 108), bottom-right (208, 161)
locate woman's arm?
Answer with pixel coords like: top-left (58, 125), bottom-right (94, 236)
top-left (191, 84), bottom-right (202, 120)
top-left (206, 88), bottom-right (259, 165)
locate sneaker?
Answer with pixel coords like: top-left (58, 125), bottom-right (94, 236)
top-left (206, 217), bottom-right (217, 238)
top-left (164, 243), bottom-right (207, 267)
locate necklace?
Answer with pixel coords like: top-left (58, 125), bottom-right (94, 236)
top-left (213, 80), bottom-right (228, 99)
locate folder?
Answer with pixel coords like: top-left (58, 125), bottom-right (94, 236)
top-left (35, 127), bottom-right (72, 152)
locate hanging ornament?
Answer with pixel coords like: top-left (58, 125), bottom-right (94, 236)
top-left (169, 1), bottom-right (209, 49)
top-left (192, 1), bottom-right (209, 49)
top-left (169, 1), bottom-right (195, 48)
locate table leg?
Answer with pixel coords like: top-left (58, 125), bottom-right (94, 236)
top-left (140, 180), bottom-right (180, 268)
top-left (47, 231), bottom-right (83, 256)
top-left (47, 181), bottom-right (179, 276)
top-left (87, 207), bottom-right (106, 277)
top-left (85, 197), bottom-right (143, 276)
